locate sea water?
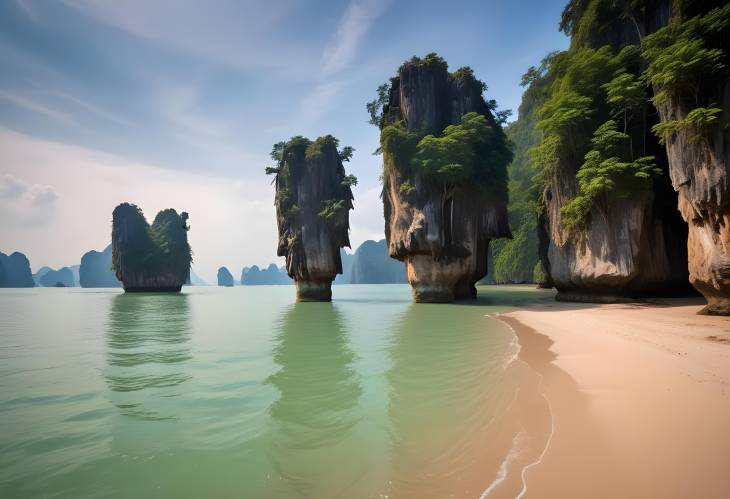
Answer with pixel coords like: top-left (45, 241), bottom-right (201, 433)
top-left (0, 284), bottom-right (551, 498)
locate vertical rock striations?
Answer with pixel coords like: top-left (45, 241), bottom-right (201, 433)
top-left (372, 54), bottom-right (512, 302)
top-left (642, 3), bottom-right (730, 313)
top-left (267, 136), bottom-right (355, 301)
top-left (111, 203), bottom-right (192, 292)
top-left (534, 2), bottom-right (694, 302)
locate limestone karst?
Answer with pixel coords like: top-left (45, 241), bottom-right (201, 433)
top-left (369, 53), bottom-right (512, 302)
top-left (531, 1), bottom-right (726, 309)
top-left (266, 135), bottom-right (355, 301)
top-left (217, 266), bottom-right (234, 287)
top-left (0, 251), bottom-right (34, 288)
top-left (79, 245), bottom-right (121, 288)
top-left (111, 203), bottom-right (192, 292)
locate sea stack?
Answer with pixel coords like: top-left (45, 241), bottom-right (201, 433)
top-left (371, 53), bottom-right (512, 302)
top-left (266, 135), bottom-right (356, 301)
top-left (111, 203), bottom-right (192, 292)
top-left (217, 267), bottom-right (234, 287)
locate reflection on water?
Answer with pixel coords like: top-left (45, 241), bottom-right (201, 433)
top-left (105, 293), bottom-right (192, 420)
top-left (385, 303), bottom-right (512, 498)
top-left (265, 302), bottom-right (365, 498)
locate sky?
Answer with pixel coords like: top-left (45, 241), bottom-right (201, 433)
top-left (0, 0), bottom-right (569, 283)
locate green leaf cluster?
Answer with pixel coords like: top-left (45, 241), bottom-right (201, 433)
top-left (381, 112), bottom-right (511, 196)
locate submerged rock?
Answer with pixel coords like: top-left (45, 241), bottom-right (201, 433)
top-left (217, 266), bottom-right (234, 287)
top-left (79, 245), bottom-right (121, 288)
top-left (0, 251), bottom-right (34, 288)
top-left (267, 135), bottom-right (355, 301)
top-left (374, 54), bottom-right (512, 302)
top-left (111, 203), bottom-right (192, 292)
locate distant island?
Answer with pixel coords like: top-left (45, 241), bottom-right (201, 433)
top-left (79, 245), bottom-right (121, 288)
top-left (111, 203), bottom-right (192, 293)
top-left (217, 266), bottom-right (234, 287)
top-left (0, 251), bottom-right (34, 288)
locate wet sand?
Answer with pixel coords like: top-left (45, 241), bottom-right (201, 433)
top-left (494, 297), bottom-right (730, 499)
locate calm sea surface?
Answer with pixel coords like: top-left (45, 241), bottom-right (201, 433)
top-left (0, 284), bottom-right (549, 498)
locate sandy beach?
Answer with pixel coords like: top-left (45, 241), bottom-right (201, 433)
top-left (495, 295), bottom-right (730, 499)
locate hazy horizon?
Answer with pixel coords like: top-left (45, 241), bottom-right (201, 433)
top-left (0, 0), bottom-right (569, 283)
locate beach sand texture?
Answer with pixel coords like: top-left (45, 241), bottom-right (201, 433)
top-left (495, 296), bottom-right (730, 499)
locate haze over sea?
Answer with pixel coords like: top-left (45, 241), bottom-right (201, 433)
top-left (0, 285), bottom-right (554, 498)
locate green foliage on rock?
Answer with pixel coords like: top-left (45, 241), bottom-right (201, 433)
top-left (380, 112), bottom-right (511, 197)
top-left (111, 203), bottom-right (192, 282)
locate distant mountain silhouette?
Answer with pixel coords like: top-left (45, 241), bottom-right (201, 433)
top-left (186, 268), bottom-right (206, 286)
top-left (333, 248), bottom-right (354, 284)
top-left (241, 264), bottom-right (292, 285)
top-left (79, 245), bottom-right (121, 288)
top-left (33, 266), bottom-right (52, 286)
top-left (0, 251), bottom-right (34, 288)
top-left (349, 240), bottom-right (407, 284)
top-left (39, 267), bottom-right (75, 287)
top-left (217, 266), bottom-right (234, 287)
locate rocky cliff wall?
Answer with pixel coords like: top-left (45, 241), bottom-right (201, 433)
top-left (272, 136), bottom-right (354, 301)
top-left (379, 56), bottom-right (511, 302)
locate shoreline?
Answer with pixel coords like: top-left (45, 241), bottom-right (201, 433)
top-left (493, 296), bottom-right (730, 498)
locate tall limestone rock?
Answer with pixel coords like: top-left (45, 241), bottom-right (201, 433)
top-left (372, 54), bottom-right (512, 302)
top-left (267, 135), bottom-right (356, 301)
top-left (111, 203), bottom-right (192, 292)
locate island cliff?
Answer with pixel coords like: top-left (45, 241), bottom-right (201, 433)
top-left (531, 0), bottom-right (730, 303)
top-left (266, 135), bottom-right (355, 301)
top-left (371, 54), bottom-right (512, 302)
top-left (111, 203), bottom-right (192, 292)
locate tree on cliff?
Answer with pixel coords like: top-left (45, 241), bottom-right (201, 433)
top-left (366, 53), bottom-right (512, 301)
top-left (265, 135), bottom-right (356, 300)
top-left (112, 203), bottom-right (192, 291)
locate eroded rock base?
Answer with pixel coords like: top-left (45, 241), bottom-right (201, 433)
top-left (698, 297), bottom-right (730, 316)
top-left (295, 280), bottom-right (332, 302)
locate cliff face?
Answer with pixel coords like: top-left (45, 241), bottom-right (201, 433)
top-left (0, 251), bottom-right (34, 288)
top-left (79, 245), bottom-right (121, 288)
top-left (112, 203), bottom-right (192, 292)
top-left (270, 136), bottom-right (354, 301)
top-left (648, 4), bottom-right (730, 313)
top-left (217, 267), bottom-right (234, 287)
top-left (536, 2), bottom-right (695, 302)
top-left (379, 56), bottom-right (511, 302)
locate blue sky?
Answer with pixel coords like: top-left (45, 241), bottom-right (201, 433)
top-left (0, 0), bottom-right (568, 282)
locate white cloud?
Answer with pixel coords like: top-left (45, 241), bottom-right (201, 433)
top-left (0, 173), bottom-right (59, 226)
top-left (322, 0), bottom-right (390, 76)
top-left (62, 0), bottom-right (313, 75)
top-left (0, 90), bottom-right (77, 126)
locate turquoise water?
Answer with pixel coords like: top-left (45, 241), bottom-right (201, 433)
top-left (0, 285), bottom-right (547, 498)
